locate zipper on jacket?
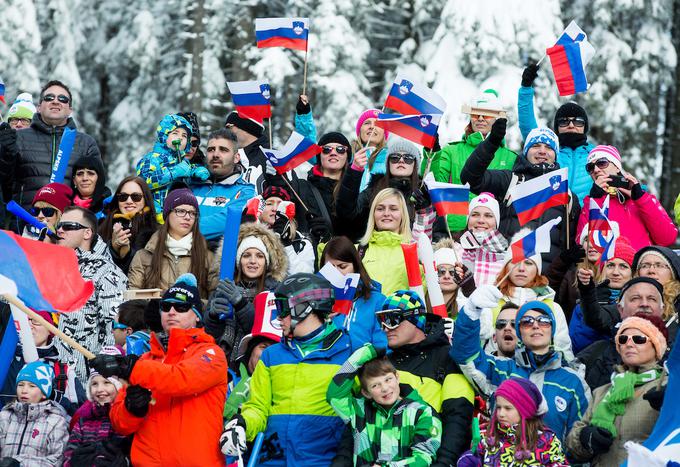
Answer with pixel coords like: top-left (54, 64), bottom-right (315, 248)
top-left (16, 405), bottom-right (30, 455)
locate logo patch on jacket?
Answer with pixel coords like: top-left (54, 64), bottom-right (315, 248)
top-left (32, 428), bottom-right (40, 439)
top-left (554, 395), bottom-right (567, 412)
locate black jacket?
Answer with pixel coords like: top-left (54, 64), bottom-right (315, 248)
top-left (577, 339), bottom-right (620, 391)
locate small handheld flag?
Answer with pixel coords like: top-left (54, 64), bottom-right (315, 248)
top-left (509, 168), bottom-right (569, 225)
top-left (546, 21), bottom-right (595, 96)
top-left (318, 263), bottom-right (360, 315)
top-left (255, 18), bottom-right (309, 51)
top-left (384, 73), bottom-right (447, 116)
top-left (416, 235), bottom-right (448, 318)
top-left (261, 131), bottom-right (321, 174)
top-left (0, 77), bottom-right (5, 104)
top-left (510, 217), bottom-right (561, 264)
top-left (587, 196), bottom-right (610, 234)
top-left (227, 80), bottom-right (272, 123)
top-left (50, 127), bottom-right (77, 183)
top-left (375, 113), bottom-right (440, 149)
top-left (423, 172), bottom-right (470, 217)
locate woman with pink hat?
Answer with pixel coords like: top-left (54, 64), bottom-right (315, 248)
top-left (353, 108), bottom-right (389, 191)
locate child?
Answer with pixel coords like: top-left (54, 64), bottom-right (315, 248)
top-left (0, 361), bottom-right (69, 466)
top-left (457, 377), bottom-right (568, 467)
top-left (113, 300), bottom-right (151, 355)
top-left (327, 343), bottom-right (442, 466)
top-left (63, 346), bottom-right (129, 466)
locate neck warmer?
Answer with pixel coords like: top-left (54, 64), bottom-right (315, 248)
top-left (558, 132), bottom-right (587, 149)
top-left (73, 195), bottom-right (93, 209)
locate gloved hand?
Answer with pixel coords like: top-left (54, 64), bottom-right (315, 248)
top-left (410, 185), bottom-right (431, 211)
top-left (465, 285), bottom-right (502, 320)
top-left (124, 384), bottom-right (152, 418)
top-left (215, 278), bottom-right (246, 310)
top-left (170, 159), bottom-right (193, 180)
top-left (208, 287), bottom-right (234, 320)
top-left (643, 385), bottom-right (666, 411)
top-left (442, 317), bottom-right (454, 341)
top-left (348, 343), bottom-right (379, 368)
top-left (521, 63), bottom-right (540, 87)
top-left (559, 242), bottom-right (586, 267)
top-left (272, 201), bottom-right (296, 244)
top-left (69, 445), bottom-right (98, 466)
top-left (579, 425), bottom-right (614, 455)
top-left (631, 182), bottom-right (645, 200)
top-left (220, 413), bottom-right (247, 456)
top-left (486, 118), bottom-right (507, 147)
top-left (453, 264), bottom-right (476, 297)
top-left (0, 122), bottom-right (18, 154)
top-left (190, 164), bottom-right (210, 181)
top-left (296, 95), bottom-right (311, 114)
top-left (306, 212), bottom-right (331, 243)
top-left (89, 354), bottom-right (139, 380)
top-left (0, 458), bottom-right (20, 467)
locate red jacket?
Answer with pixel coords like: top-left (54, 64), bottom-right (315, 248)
top-left (110, 327), bottom-right (228, 466)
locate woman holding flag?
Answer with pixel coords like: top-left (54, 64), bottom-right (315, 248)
top-left (353, 109), bottom-right (389, 191)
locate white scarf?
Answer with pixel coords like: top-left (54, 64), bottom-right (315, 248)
top-left (167, 232), bottom-right (193, 257)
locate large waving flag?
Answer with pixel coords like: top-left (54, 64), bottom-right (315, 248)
top-left (510, 217), bottom-right (561, 264)
top-left (423, 172), bottom-right (470, 217)
top-left (261, 131), bottom-right (321, 174)
top-left (255, 18), bottom-right (309, 51)
top-left (384, 73), bottom-right (447, 116)
top-left (227, 80), bottom-right (272, 123)
top-left (546, 21), bottom-right (596, 96)
top-left (318, 263), bottom-right (360, 315)
top-left (375, 113), bottom-right (440, 148)
top-left (509, 168), bottom-right (569, 225)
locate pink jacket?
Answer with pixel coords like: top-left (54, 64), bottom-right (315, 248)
top-left (576, 192), bottom-right (677, 251)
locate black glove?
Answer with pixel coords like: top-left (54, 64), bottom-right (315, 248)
top-left (643, 385), bottom-right (666, 411)
top-left (306, 213), bottom-right (331, 243)
top-left (374, 347), bottom-right (387, 358)
top-left (487, 118), bottom-right (506, 147)
top-left (296, 96), bottom-right (311, 115)
top-left (595, 279), bottom-right (613, 304)
top-left (89, 354), bottom-right (139, 380)
top-left (410, 185), bottom-right (431, 211)
top-left (579, 425), bottom-right (614, 455)
top-left (272, 212), bottom-right (293, 244)
top-left (631, 182), bottom-right (644, 200)
top-left (454, 264), bottom-right (476, 297)
top-left (521, 63), bottom-right (539, 87)
top-left (559, 243), bottom-right (586, 268)
top-left (125, 384), bottom-right (152, 418)
top-left (0, 458), bottom-right (20, 467)
top-left (0, 122), bottom-right (18, 153)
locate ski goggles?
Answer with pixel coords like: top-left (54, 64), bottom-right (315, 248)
top-left (273, 289), bottom-right (333, 319)
top-left (376, 308), bottom-right (422, 330)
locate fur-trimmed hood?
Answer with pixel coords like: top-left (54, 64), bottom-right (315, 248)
top-left (222, 222), bottom-right (288, 282)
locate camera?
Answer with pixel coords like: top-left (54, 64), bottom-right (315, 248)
top-left (608, 175), bottom-right (629, 188)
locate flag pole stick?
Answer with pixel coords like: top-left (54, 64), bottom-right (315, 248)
top-left (282, 173), bottom-right (310, 212)
top-left (536, 54), bottom-right (547, 65)
top-left (565, 205), bottom-right (571, 250)
top-left (495, 263), bottom-right (517, 288)
top-left (1, 294), bottom-right (96, 360)
top-left (302, 47), bottom-right (309, 96)
top-left (268, 117), bottom-right (273, 151)
top-left (445, 222), bottom-right (460, 263)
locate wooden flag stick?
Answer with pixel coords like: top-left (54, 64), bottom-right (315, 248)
top-left (282, 173), bottom-right (310, 212)
top-left (445, 222), bottom-right (460, 263)
top-left (495, 263), bottom-right (517, 288)
top-left (268, 117), bottom-right (273, 150)
top-left (537, 54), bottom-right (547, 65)
top-left (302, 48), bottom-right (309, 96)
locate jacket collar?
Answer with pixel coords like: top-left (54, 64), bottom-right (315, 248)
top-left (149, 327), bottom-right (215, 358)
top-left (31, 113), bottom-right (77, 134)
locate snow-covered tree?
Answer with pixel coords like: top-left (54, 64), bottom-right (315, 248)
top-left (0, 0), bottom-right (41, 103)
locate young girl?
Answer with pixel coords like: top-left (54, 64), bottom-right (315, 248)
top-left (458, 377), bottom-right (568, 466)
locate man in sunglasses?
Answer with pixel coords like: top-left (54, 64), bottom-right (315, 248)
top-left (489, 303), bottom-right (519, 358)
top-left (0, 79), bottom-right (101, 212)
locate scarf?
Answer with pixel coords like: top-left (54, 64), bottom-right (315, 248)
top-left (557, 132), bottom-right (587, 149)
top-left (591, 368), bottom-right (661, 437)
top-left (166, 233), bottom-right (193, 257)
top-left (73, 195), bottom-right (93, 209)
top-left (460, 230), bottom-right (508, 286)
top-left (294, 321), bottom-right (338, 358)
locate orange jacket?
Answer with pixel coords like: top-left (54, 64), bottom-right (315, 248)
top-left (110, 327), bottom-right (228, 467)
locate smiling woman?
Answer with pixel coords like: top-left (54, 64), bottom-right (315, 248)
top-left (69, 155), bottom-right (111, 219)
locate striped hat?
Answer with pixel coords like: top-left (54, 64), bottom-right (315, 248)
top-left (587, 145), bottom-right (622, 171)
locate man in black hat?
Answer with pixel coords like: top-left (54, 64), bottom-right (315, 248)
top-left (225, 111), bottom-right (270, 193)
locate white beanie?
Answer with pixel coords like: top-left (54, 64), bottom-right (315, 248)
top-left (86, 345), bottom-right (123, 402)
top-left (461, 88), bottom-right (506, 116)
top-left (468, 192), bottom-right (500, 228)
top-left (434, 248), bottom-right (458, 267)
top-left (236, 236), bottom-right (269, 266)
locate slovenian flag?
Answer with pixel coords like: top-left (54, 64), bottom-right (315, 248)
top-left (375, 113), bottom-right (440, 149)
top-left (384, 73), bottom-right (447, 116)
top-left (255, 18), bottom-right (309, 51)
top-left (423, 172), bottom-right (470, 217)
top-left (227, 80), bottom-right (272, 123)
top-left (510, 217), bottom-right (561, 264)
top-left (261, 131), bottom-right (321, 174)
top-left (318, 263), bottom-right (360, 315)
top-left (546, 21), bottom-right (596, 96)
top-left (509, 168), bottom-right (569, 226)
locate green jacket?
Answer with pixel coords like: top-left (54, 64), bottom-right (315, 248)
top-left (327, 344), bottom-right (442, 467)
top-left (424, 132), bottom-right (517, 232)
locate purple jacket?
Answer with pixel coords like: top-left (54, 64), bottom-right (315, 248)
top-left (63, 401), bottom-right (125, 466)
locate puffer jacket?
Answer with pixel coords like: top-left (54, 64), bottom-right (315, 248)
top-left (0, 400), bottom-right (69, 467)
top-left (12, 113), bottom-right (101, 210)
top-left (359, 147), bottom-right (389, 192)
top-left (361, 230), bottom-right (411, 296)
top-left (63, 401), bottom-right (127, 467)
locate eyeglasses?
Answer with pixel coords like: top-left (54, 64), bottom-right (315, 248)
top-left (585, 158), bottom-right (611, 174)
top-left (617, 334), bottom-right (648, 346)
top-left (321, 145), bottom-right (348, 155)
top-left (29, 206), bottom-right (58, 218)
top-left (638, 262), bottom-right (670, 271)
top-left (557, 117), bottom-right (586, 128)
top-left (117, 192), bottom-right (144, 203)
top-left (160, 302), bottom-right (193, 313)
top-left (112, 321), bottom-right (129, 330)
top-left (172, 208), bottom-right (197, 219)
top-left (518, 315), bottom-right (552, 329)
top-left (376, 309), bottom-right (421, 329)
top-left (495, 319), bottom-right (516, 330)
top-left (191, 139), bottom-right (200, 148)
top-left (388, 153), bottom-right (416, 164)
top-left (437, 267), bottom-right (456, 277)
top-left (41, 93), bottom-right (70, 104)
top-left (56, 221), bottom-right (89, 232)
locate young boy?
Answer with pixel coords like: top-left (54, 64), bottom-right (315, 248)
top-left (113, 299), bottom-right (150, 355)
top-left (0, 361), bottom-right (69, 465)
top-left (327, 343), bottom-right (442, 467)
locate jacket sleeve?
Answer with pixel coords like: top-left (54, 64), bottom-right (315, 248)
top-left (674, 192), bottom-right (680, 225)
top-left (430, 145), bottom-right (453, 183)
top-left (330, 423), bottom-right (355, 467)
top-left (335, 167), bottom-right (368, 222)
top-left (459, 139), bottom-right (512, 198)
top-left (401, 408), bottom-right (443, 467)
top-left (295, 111), bottom-right (318, 143)
top-left (110, 385), bottom-right (146, 436)
top-left (550, 302), bottom-right (574, 362)
top-left (241, 359), bottom-right (273, 441)
top-left (62, 419), bottom-right (84, 467)
top-left (635, 192), bottom-right (678, 246)
top-left (327, 344), bottom-right (377, 423)
top-left (126, 250), bottom-right (146, 289)
top-left (136, 152), bottom-right (184, 191)
top-left (412, 207), bottom-right (436, 242)
top-left (199, 184), bottom-right (256, 241)
top-left (578, 280), bottom-right (621, 334)
top-left (433, 371), bottom-right (475, 466)
top-left (130, 343), bottom-right (227, 397)
top-left (517, 86), bottom-right (538, 140)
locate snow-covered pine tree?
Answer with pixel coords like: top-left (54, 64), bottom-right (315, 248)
top-left (0, 0), bottom-right (41, 103)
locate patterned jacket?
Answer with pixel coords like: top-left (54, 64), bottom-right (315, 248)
top-left (57, 236), bottom-right (127, 381)
top-left (62, 400), bottom-right (126, 466)
top-left (0, 400), bottom-right (69, 466)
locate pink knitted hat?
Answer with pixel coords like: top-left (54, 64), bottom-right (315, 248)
top-left (355, 109), bottom-right (390, 141)
top-left (587, 145), bottom-right (623, 171)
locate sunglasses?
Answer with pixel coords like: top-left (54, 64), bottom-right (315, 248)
top-left (388, 153), bottom-right (416, 164)
top-left (585, 158), bottom-right (611, 174)
top-left (42, 93), bottom-right (70, 104)
top-left (518, 315), bottom-right (552, 329)
top-left (376, 309), bottom-right (421, 329)
top-left (437, 267), bottom-right (456, 277)
top-left (117, 192), bottom-right (144, 203)
top-left (321, 145), bottom-right (348, 155)
top-left (160, 302), bottom-right (193, 313)
top-left (112, 321), bottom-right (129, 330)
top-left (618, 334), bottom-right (648, 346)
top-left (29, 206), bottom-right (58, 218)
top-left (56, 221), bottom-right (89, 232)
top-left (495, 319), bottom-right (516, 330)
top-left (470, 113), bottom-right (496, 120)
top-left (191, 139), bottom-right (200, 148)
top-left (556, 117), bottom-right (586, 128)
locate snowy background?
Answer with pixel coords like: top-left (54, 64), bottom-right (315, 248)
top-left (2, 0), bottom-right (679, 207)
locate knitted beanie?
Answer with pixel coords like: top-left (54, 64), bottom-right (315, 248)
top-left (318, 131), bottom-right (351, 149)
top-left (468, 192), bottom-right (500, 228)
top-left (434, 248), bottom-right (457, 267)
top-left (514, 300), bottom-right (556, 338)
top-left (554, 102), bottom-right (589, 133)
top-left (7, 92), bottom-right (36, 121)
top-left (522, 127), bottom-right (559, 157)
top-left (619, 277), bottom-right (664, 302)
top-left (615, 314), bottom-right (668, 361)
top-left (587, 145), bottom-right (623, 172)
top-left (633, 246), bottom-right (680, 280)
top-left (163, 188), bottom-right (199, 220)
top-left (379, 290), bottom-right (427, 331)
top-left (236, 236), bottom-right (270, 266)
top-left (262, 186), bottom-right (291, 202)
top-left (16, 361), bottom-right (54, 398)
top-left (32, 182), bottom-right (73, 213)
top-left (355, 108), bottom-right (390, 140)
top-left (387, 137), bottom-right (421, 168)
top-left (162, 273), bottom-right (204, 321)
top-left (610, 236), bottom-right (636, 267)
top-left (225, 111), bottom-right (264, 138)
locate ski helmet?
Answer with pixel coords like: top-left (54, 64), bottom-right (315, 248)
top-left (274, 273), bottom-right (335, 331)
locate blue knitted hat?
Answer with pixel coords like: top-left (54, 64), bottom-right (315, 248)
top-left (514, 300), bottom-right (556, 339)
top-left (16, 361), bottom-right (54, 398)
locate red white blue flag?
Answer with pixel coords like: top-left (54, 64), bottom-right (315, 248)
top-left (384, 73), bottom-right (447, 116)
top-left (587, 196), bottom-right (617, 264)
top-left (227, 80), bottom-right (272, 123)
top-left (261, 131), bottom-right (321, 174)
top-left (375, 113), bottom-right (440, 149)
top-left (255, 18), bottom-right (309, 51)
top-left (546, 21), bottom-right (595, 96)
top-left (510, 218), bottom-right (561, 264)
top-left (318, 263), bottom-right (360, 315)
top-left (0, 76), bottom-right (5, 104)
top-left (423, 172), bottom-right (470, 217)
top-left (587, 195), bottom-right (610, 233)
top-left (509, 168), bottom-right (569, 226)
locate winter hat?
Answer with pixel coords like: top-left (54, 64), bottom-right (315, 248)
top-left (276, 201), bottom-right (296, 220)
top-left (587, 145), bottom-right (623, 172)
top-left (16, 361), bottom-right (54, 399)
top-left (633, 246), bottom-right (680, 281)
top-left (503, 229), bottom-right (542, 274)
top-left (619, 277), bottom-right (665, 303)
top-left (178, 111), bottom-right (200, 143)
top-left (522, 127), bottom-right (559, 157)
top-left (355, 108), bottom-right (390, 140)
top-left (7, 92), bottom-right (36, 121)
top-left (387, 137), bottom-right (421, 168)
top-left (163, 188), bottom-right (199, 220)
top-left (379, 290), bottom-right (427, 331)
top-left (461, 88), bottom-right (506, 117)
top-left (609, 236), bottom-right (636, 267)
top-left (162, 273), bottom-right (204, 321)
top-left (236, 235), bottom-right (270, 266)
top-left (615, 314), bottom-right (668, 361)
top-left (434, 248), bottom-right (457, 267)
top-left (87, 345), bottom-right (124, 402)
top-left (318, 131), bottom-right (351, 149)
top-left (225, 111), bottom-right (264, 138)
top-left (236, 291), bottom-right (283, 361)
top-left (468, 192), bottom-right (500, 228)
top-left (514, 300), bottom-right (556, 339)
top-left (32, 182), bottom-right (73, 213)
top-left (262, 186), bottom-right (291, 202)
top-left (553, 102), bottom-right (589, 133)
top-left (34, 311), bottom-right (57, 343)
